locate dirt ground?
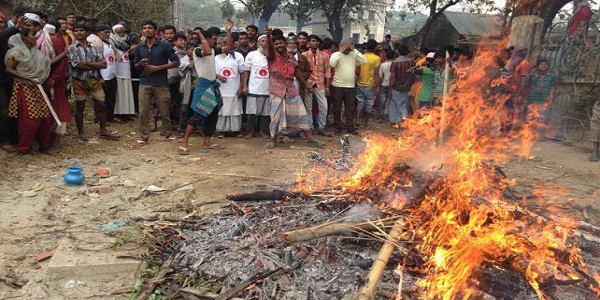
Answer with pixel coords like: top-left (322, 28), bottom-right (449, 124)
top-left (0, 120), bottom-right (598, 299)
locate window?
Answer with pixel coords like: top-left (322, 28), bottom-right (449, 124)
top-left (352, 33), bottom-right (360, 43)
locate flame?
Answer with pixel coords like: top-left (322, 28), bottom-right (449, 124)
top-left (294, 36), bottom-right (599, 298)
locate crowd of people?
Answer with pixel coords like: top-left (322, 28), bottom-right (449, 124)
top-left (0, 6), bottom-right (589, 159)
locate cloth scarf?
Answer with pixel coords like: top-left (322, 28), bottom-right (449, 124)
top-left (6, 33), bottom-right (51, 83)
top-left (191, 78), bottom-right (222, 117)
top-left (109, 33), bottom-right (131, 52)
top-left (37, 27), bottom-right (56, 59)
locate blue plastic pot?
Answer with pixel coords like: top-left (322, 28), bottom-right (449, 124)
top-left (64, 166), bottom-right (85, 186)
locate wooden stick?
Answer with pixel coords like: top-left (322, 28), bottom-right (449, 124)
top-left (226, 189), bottom-right (296, 201)
top-left (214, 267), bottom-right (283, 300)
top-left (283, 220), bottom-right (393, 243)
top-left (136, 256), bottom-right (173, 300)
top-left (36, 83), bottom-right (62, 126)
top-left (437, 50), bottom-right (450, 145)
top-left (354, 218), bottom-right (405, 300)
top-left (179, 287), bottom-right (245, 300)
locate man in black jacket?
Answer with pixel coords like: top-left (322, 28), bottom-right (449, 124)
top-left (0, 16), bottom-right (25, 152)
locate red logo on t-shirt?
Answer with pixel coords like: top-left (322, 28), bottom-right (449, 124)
top-left (108, 55), bottom-right (115, 63)
top-left (123, 54), bottom-right (129, 62)
top-left (222, 68), bottom-right (232, 77)
top-left (258, 68), bottom-right (268, 77)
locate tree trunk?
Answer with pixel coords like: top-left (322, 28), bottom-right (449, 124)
top-left (296, 18), bottom-right (304, 33)
top-left (327, 10), bottom-right (344, 43)
top-left (512, 0), bottom-right (572, 38)
top-left (416, 14), bottom-right (437, 48)
top-left (258, 0), bottom-right (283, 32)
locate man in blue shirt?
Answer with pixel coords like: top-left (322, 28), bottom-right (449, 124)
top-left (134, 20), bottom-right (180, 144)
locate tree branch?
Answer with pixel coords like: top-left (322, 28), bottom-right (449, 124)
top-left (436, 0), bottom-right (461, 14)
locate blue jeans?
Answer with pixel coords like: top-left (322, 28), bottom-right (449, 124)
top-left (389, 89), bottom-right (409, 123)
top-left (356, 86), bottom-right (376, 113)
top-left (378, 86), bottom-right (389, 119)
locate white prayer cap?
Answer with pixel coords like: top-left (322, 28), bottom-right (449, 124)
top-left (426, 52), bottom-right (436, 59)
top-left (112, 24), bottom-right (125, 32)
top-left (24, 13), bottom-right (41, 24)
top-left (258, 34), bottom-right (267, 41)
top-left (43, 24), bottom-right (56, 34)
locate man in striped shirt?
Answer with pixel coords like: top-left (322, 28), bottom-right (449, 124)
top-left (303, 35), bottom-right (331, 136)
top-left (387, 45), bottom-right (414, 127)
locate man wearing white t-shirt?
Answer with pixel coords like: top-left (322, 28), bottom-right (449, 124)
top-left (241, 35), bottom-right (270, 139)
top-left (97, 25), bottom-right (118, 122)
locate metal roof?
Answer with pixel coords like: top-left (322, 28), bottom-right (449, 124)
top-left (443, 11), bottom-right (502, 37)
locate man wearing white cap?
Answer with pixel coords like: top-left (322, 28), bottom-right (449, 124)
top-left (241, 34), bottom-right (270, 139)
top-left (23, 13), bottom-right (42, 35)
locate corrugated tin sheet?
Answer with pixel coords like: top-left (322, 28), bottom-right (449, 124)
top-left (443, 11), bottom-right (502, 37)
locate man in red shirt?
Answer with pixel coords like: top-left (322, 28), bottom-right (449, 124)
top-left (264, 28), bottom-right (324, 148)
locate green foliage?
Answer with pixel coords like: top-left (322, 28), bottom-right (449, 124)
top-left (385, 11), bottom-right (428, 38)
top-left (140, 266), bottom-right (160, 279)
top-left (19, 0), bottom-right (173, 30)
top-left (220, 0), bottom-right (236, 19)
top-left (282, 0), bottom-right (317, 29)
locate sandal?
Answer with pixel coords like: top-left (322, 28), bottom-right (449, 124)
top-left (202, 143), bottom-right (222, 149)
top-left (1, 144), bottom-right (16, 153)
top-left (77, 135), bottom-right (89, 142)
top-left (137, 138), bottom-right (148, 145)
top-left (265, 140), bottom-right (276, 148)
top-left (178, 147), bottom-right (190, 155)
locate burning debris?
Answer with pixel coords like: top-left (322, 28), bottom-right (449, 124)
top-left (140, 42), bottom-right (600, 299)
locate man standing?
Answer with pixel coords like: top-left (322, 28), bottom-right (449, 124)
top-left (178, 19), bottom-right (234, 154)
top-left (0, 16), bottom-right (25, 152)
top-left (296, 31), bottom-right (309, 53)
top-left (286, 37), bottom-right (312, 115)
top-left (246, 25), bottom-right (258, 49)
top-left (133, 20), bottom-right (180, 143)
top-left (241, 35), bottom-right (270, 139)
top-left (67, 23), bottom-right (117, 141)
top-left (383, 34), bottom-right (394, 51)
top-left (329, 38), bottom-right (366, 134)
top-left (355, 39), bottom-right (381, 127)
top-left (65, 12), bottom-right (77, 31)
top-left (96, 25), bottom-right (118, 123)
top-left (303, 35), bottom-right (331, 136)
top-left (235, 31), bottom-right (253, 58)
top-left (264, 29), bottom-right (323, 148)
top-left (387, 45), bottom-right (414, 127)
top-left (56, 16), bottom-right (73, 46)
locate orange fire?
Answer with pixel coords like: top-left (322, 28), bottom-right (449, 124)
top-left (295, 39), bottom-right (598, 298)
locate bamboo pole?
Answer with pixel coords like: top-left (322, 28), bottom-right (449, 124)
top-left (283, 220), bottom-right (393, 243)
top-left (354, 218), bottom-right (405, 300)
top-left (437, 51), bottom-right (450, 146)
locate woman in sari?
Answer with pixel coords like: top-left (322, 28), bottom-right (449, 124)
top-left (5, 28), bottom-right (52, 154)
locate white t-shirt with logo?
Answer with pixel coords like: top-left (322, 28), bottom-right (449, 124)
top-left (243, 50), bottom-right (269, 95)
top-left (101, 42), bottom-right (117, 80)
top-left (215, 51), bottom-right (244, 98)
